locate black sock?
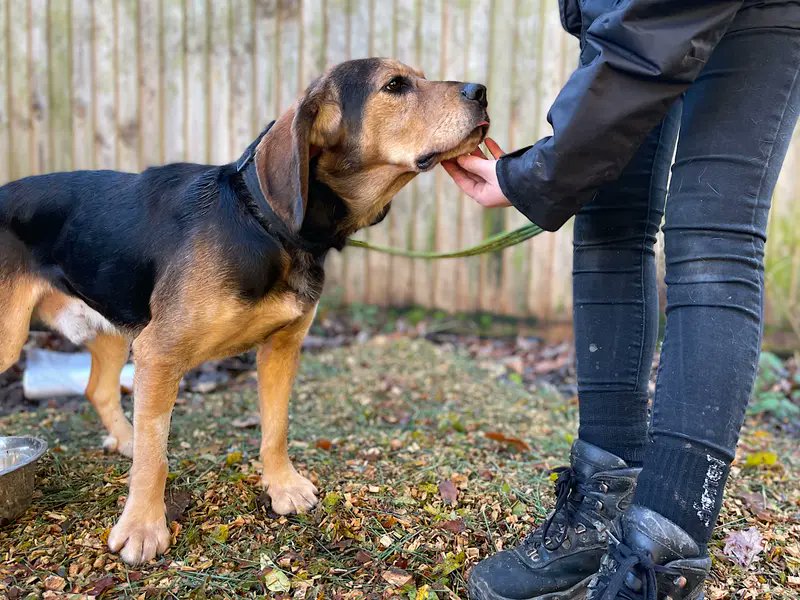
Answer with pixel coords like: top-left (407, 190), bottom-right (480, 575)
top-left (578, 390), bottom-right (649, 467)
top-left (634, 434), bottom-right (731, 548)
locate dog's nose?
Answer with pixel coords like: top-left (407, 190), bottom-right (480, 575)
top-left (461, 83), bottom-right (488, 107)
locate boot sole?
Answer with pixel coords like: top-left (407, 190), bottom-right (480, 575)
top-left (468, 576), bottom-right (705, 600)
top-left (468, 573), bottom-right (592, 600)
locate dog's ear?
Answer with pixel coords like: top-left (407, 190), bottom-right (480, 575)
top-left (255, 80), bottom-right (340, 232)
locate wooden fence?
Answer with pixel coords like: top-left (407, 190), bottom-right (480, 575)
top-left (1, 0), bottom-right (798, 327)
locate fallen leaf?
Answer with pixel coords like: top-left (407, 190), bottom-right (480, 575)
top-left (438, 479), bottom-right (459, 506)
top-left (744, 451), bottom-right (778, 468)
top-left (165, 489), bottom-right (193, 522)
top-left (739, 491), bottom-right (772, 521)
top-left (724, 527), bottom-right (765, 568)
top-left (381, 567), bottom-right (413, 587)
top-left (89, 576), bottom-right (117, 597)
top-left (315, 438), bottom-right (333, 451)
top-left (355, 549), bottom-right (372, 564)
top-left (438, 518), bottom-right (466, 534)
top-left (415, 584), bottom-right (439, 600)
top-left (44, 575), bottom-right (66, 591)
top-left (263, 568), bottom-right (291, 593)
top-left (226, 450), bottom-right (243, 466)
top-left (484, 431), bottom-right (531, 452)
top-left (212, 524), bottom-right (229, 543)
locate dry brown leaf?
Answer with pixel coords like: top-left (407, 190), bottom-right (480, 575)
top-left (484, 431), bottom-right (532, 452)
top-left (166, 489), bottom-right (193, 522)
top-left (439, 518), bottom-right (467, 534)
top-left (381, 567), bottom-right (413, 587)
top-left (44, 575), bottom-right (66, 591)
top-left (438, 479), bottom-right (459, 506)
top-left (315, 438), bottom-right (333, 451)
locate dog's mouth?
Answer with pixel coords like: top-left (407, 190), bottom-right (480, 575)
top-left (415, 118), bottom-right (491, 172)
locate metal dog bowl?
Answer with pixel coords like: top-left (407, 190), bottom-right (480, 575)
top-left (0, 436), bottom-right (48, 525)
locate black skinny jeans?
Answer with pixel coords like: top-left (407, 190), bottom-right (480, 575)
top-left (573, 20), bottom-right (800, 535)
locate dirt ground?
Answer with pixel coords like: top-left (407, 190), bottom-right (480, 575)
top-left (1, 338), bottom-right (798, 599)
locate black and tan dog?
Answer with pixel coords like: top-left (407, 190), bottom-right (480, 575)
top-left (0, 58), bottom-right (489, 564)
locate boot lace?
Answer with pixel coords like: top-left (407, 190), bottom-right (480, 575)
top-left (594, 542), bottom-right (679, 600)
top-left (526, 466), bottom-right (597, 551)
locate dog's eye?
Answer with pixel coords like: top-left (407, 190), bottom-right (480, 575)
top-left (383, 76), bottom-right (408, 94)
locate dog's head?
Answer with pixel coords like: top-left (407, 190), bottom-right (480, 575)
top-left (254, 58), bottom-right (489, 236)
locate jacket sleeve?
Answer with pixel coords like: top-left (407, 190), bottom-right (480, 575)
top-left (496, 0), bottom-right (743, 231)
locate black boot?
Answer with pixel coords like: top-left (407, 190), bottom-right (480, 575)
top-left (586, 505), bottom-right (711, 600)
top-left (469, 441), bottom-right (641, 600)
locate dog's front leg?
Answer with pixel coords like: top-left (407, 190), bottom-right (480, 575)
top-left (258, 309), bottom-right (318, 515)
top-left (108, 332), bottom-right (181, 565)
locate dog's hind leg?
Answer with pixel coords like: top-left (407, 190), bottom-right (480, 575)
top-left (0, 276), bottom-right (43, 374)
top-left (257, 308), bottom-right (319, 515)
top-left (85, 334), bottom-right (134, 458)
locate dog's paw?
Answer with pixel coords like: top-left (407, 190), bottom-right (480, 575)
top-left (263, 470), bottom-right (319, 515)
top-left (103, 434), bottom-right (133, 458)
top-left (108, 513), bottom-right (171, 565)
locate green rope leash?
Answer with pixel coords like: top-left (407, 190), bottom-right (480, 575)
top-left (345, 223), bottom-right (545, 259)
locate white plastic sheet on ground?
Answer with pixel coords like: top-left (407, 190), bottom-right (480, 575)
top-left (22, 349), bottom-right (135, 400)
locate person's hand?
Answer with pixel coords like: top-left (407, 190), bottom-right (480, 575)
top-left (441, 138), bottom-right (512, 208)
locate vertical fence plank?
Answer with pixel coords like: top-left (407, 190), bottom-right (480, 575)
top-left (48, 0), bottom-right (73, 174)
top-left (161, 0), bottom-right (186, 162)
top-left (93, 0), bottom-right (116, 168)
top-left (301, 0), bottom-right (326, 86)
top-left (29, 0), bottom-right (49, 174)
top-left (278, 0), bottom-right (301, 109)
top-left (70, 0), bottom-right (92, 170)
top-left (0, 0), bottom-right (9, 183)
top-left (115, 1), bottom-right (139, 171)
top-left (253, 0), bottom-right (277, 132)
top-left (9, 0), bottom-right (31, 178)
top-left (207, 0), bottom-right (230, 163)
top-left (138, 0), bottom-right (161, 168)
top-left (229, 0), bottom-right (255, 157)
top-left (500, 0), bottom-right (534, 315)
top-left (185, 0), bottom-right (208, 163)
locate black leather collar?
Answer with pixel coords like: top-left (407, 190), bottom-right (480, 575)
top-left (236, 123), bottom-right (348, 255)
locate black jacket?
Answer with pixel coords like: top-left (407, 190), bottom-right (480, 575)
top-left (496, 0), bottom-right (800, 231)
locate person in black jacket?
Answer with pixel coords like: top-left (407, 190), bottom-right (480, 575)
top-left (443, 2), bottom-right (800, 599)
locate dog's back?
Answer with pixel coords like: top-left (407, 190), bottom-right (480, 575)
top-left (0, 164), bottom-right (217, 327)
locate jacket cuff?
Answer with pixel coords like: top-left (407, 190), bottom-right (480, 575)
top-left (496, 150), bottom-right (568, 232)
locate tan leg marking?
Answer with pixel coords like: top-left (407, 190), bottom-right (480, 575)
top-left (108, 329), bottom-right (181, 565)
top-left (258, 307), bottom-right (318, 515)
top-left (0, 277), bottom-right (44, 373)
top-left (85, 334), bottom-right (134, 457)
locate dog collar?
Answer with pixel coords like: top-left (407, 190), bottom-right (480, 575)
top-left (236, 123), bottom-right (345, 255)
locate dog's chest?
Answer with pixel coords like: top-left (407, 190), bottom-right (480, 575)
top-left (284, 251), bottom-right (326, 304)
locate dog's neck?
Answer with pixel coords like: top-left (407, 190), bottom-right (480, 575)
top-left (314, 156), bottom-right (415, 235)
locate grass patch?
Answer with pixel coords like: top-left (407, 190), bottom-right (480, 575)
top-left (0, 339), bottom-right (797, 598)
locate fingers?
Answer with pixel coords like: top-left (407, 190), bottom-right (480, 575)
top-left (441, 159), bottom-right (481, 195)
top-left (456, 154), bottom-right (496, 180)
top-left (485, 138), bottom-right (505, 159)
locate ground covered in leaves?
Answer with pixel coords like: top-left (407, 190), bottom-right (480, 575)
top-left (1, 338), bottom-right (798, 599)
